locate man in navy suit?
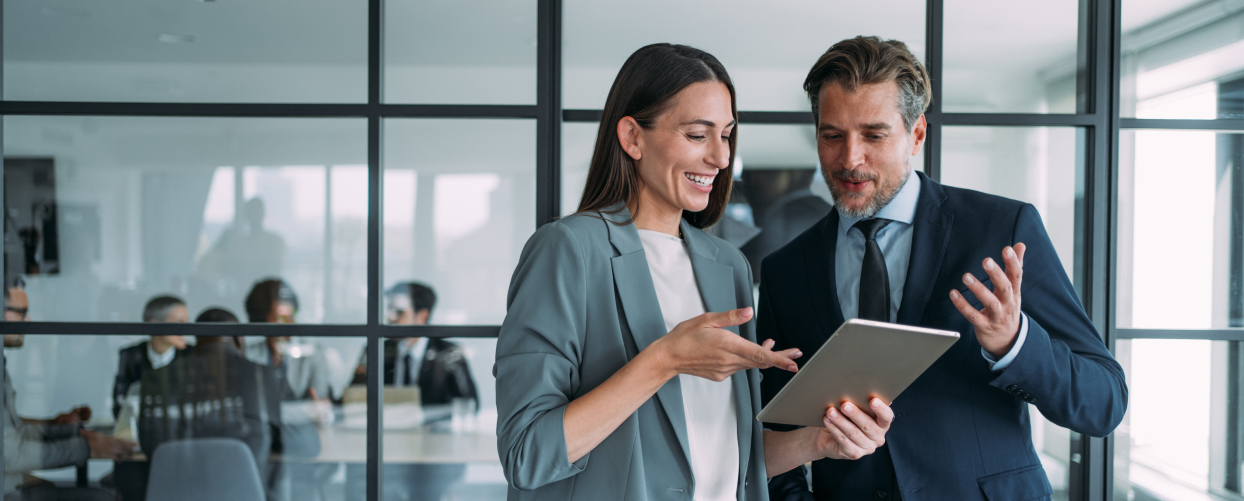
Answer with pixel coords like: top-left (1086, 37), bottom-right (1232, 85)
top-left (759, 36), bottom-right (1127, 501)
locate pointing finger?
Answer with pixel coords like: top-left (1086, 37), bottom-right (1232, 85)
top-left (702, 307), bottom-right (754, 329)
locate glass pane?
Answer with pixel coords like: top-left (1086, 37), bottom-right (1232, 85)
top-left (944, 0), bottom-right (1083, 113)
top-left (1117, 130), bottom-right (1244, 330)
top-left (385, 0), bottom-right (537, 104)
top-left (1121, 0), bottom-right (1244, 119)
top-left (1112, 339), bottom-right (1244, 500)
top-left (562, 1), bottom-right (925, 110)
top-left (2, 116), bottom-right (368, 323)
top-left (366, 337), bottom-right (504, 499)
top-left (3, 0), bottom-right (366, 103)
top-left (1, 332), bottom-right (366, 501)
top-left (382, 119), bottom-right (536, 325)
top-left (562, 122), bottom-right (923, 281)
top-left (942, 126), bottom-right (1088, 501)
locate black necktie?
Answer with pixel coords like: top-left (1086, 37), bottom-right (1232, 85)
top-left (402, 352), bottom-right (415, 386)
top-left (854, 218), bottom-right (893, 322)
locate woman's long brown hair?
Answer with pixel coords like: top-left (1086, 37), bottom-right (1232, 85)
top-left (575, 43), bottom-right (737, 229)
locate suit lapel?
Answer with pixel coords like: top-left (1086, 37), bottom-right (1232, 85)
top-left (896, 172), bottom-right (954, 326)
top-left (604, 206), bottom-right (692, 470)
top-left (682, 221), bottom-right (753, 483)
top-left (806, 212), bottom-right (846, 341)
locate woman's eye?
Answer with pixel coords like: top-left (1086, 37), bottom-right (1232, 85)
top-left (687, 134), bottom-right (706, 141)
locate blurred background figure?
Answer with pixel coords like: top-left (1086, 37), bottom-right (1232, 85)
top-left (112, 296), bottom-right (190, 418)
top-left (194, 197), bottom-right (287, 303)
top-left (346, 281), bottom-right (478, 501)
top-left (194, 307), bottom-right (245, 352)
top-left (242, 279), bottom-right (333, 501)
top-left (5, 285), bottom-right (135, 501)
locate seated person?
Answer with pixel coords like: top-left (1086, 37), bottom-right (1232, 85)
top-left (347, 282), bottom-right (479, 501)
top-left (112, 296), bottom-right (190, 418)
top-left (242, 279), bottom-right (334, 405)
top-left (4, 286), bottom-right (136, 501)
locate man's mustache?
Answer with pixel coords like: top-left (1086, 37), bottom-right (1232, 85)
top-left (832, 170), bottom-right (878, 183)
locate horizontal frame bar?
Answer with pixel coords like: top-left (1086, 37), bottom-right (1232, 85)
top-left (942, 113), bottom-right (1097, 126)
top-left (0, 322), bottom-right (500, 338)
top-left (0, 101), bottom-right (539, 119)
top-left (1118, 328), bottom-right (1244, 341)
top-left (563, 109), bottom-right (816, 124)
top-left (1120, 118), bottom-right (1244, 131)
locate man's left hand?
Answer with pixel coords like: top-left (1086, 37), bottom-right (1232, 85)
top-left (52, 406), bottom-right (91, 425)
top-left (950, 243), bottom-right (1026, 358)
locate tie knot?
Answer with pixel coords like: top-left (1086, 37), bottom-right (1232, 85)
top-left (853, 218), bottom-right (892, 241)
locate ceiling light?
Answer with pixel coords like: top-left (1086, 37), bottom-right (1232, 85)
top-left (158, 34), bottom-right (195, 44)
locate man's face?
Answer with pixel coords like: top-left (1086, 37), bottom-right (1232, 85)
top-left (4, 288), bottom-right (29, 322)
top-left (164, 305), bottom-right (189, 323)
top-left (274, 302), bottom-right (296, 324)
top-left (816, 81), bottom-right (926, 219)
top-left (386, 294), bottom-right (429, 326)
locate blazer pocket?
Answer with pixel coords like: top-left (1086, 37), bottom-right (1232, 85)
top-left (977, 464), bottom-right (1053, 501)
top-left (925, 278), bottom-right (993, 321)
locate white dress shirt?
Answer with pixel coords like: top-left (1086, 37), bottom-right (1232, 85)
top-left (639, 229), bottom-right (739, 501)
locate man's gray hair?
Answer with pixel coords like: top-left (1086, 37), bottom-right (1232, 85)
top-left (803, 36), bottom-right (932, 132)
top-left (142, 295), bottom-right (185, 322)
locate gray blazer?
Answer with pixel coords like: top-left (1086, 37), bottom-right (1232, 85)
top-left (495, 206), bottom-right (768, 500)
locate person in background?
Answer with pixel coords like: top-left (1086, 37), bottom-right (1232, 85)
top-left (112, 296), bottom-right (190, 418)
top-left (346, 281), bottom-right (479, 501)
top-left (242, 279), bottom-right (331, 501)
top-left (4, 285), bottom-right (136, 501)
top-left (194, 307), bottom-right (245, 352)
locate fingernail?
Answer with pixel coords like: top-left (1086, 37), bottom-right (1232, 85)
top-left (1005, 247), bottom-right (1015, 258)
top-left (794, 351), bottom-right (803, 358)
top-left (950, 290), bottom-right (960, 299)
top-left (985, 259), bottom-right (995, 269)
top-left (872, 399), bottom-right (882, 408)
top-left (828, 408), bottom-right (838, 419)
top-left (843, 402), bottom-right (855, 413)
top-left (964, 274), bottom-right (975, 284)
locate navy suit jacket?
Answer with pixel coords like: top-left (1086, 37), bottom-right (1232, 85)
top-left (758, 173), bottom-right (1127, 501)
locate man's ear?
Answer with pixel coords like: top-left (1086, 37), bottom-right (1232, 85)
top-left (617, 116), bottom-right (643, 161)
top-left (910, 114), bottom-right (928, 155)
top-left (415, 309), bottom-right (430, 326)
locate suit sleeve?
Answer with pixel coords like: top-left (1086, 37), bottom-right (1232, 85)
top-left (988, 204), bottom-right (1128, 437)
top-left (494, 222), bottom-right (591, 491)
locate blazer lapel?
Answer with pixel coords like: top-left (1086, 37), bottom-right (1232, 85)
top-left (806, 212), bottom-right (846, 341)
top-left (681, 221), bottom-right (753, 483)
top-left (896, 172), bottom-right (954, 326)
top-left (604, 206), bottom-right (692, 470)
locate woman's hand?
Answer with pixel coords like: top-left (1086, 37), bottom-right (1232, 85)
top-left (811, 398), bottom-right (894, 460)
top-left (652, 307), bottom-right (801, 382)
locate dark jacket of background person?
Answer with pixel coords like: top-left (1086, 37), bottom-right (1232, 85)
top-left (3, 361), bottom-right (89, 495)
top-left (123, 342), bottom-right (320, 501)
top-left (351, 338), bottom-right (478, 408)
top-left (494, 207), bottom-right (768, 500)
top-left (759, 173), bottom-right (1127, 500)
top-left (112, 342), bottom-right (188, 418)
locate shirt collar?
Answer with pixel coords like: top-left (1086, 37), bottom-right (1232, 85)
top-left (147, 342), bottom-right (176, 369)
top-left (838, 170), bottom-right (922, 232)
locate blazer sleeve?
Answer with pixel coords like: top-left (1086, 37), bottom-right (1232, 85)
top-left (494, 222), bottom-right (591, 491)
top-left (988, 204), bottom-right (1128, 437)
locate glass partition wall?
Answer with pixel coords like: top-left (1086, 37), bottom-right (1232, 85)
top-left (3, 0), bottom-right (1238, 500)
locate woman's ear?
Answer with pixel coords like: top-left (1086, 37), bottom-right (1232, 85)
top-left (617, 116), bottom-right (643, 161)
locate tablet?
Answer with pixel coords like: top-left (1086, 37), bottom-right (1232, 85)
top-left (756, 318), bottom-right (960, 428)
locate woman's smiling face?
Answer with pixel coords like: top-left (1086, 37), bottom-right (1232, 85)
top-left (626, 80), bottom-right (735, 218)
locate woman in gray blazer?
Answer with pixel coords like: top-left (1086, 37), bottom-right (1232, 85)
top-left (496, 44), bottom-right (895, 500)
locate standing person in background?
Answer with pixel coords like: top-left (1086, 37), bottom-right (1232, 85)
top-left (495, 43), bottom-right (893, 501)
top-left (5, 285), bottom-right (136, 501)
top-left (112, 295), bottom-right (190, 418)
top-left (346, 281), bottom-right (479, 501)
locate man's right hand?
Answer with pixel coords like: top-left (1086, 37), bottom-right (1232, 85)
top-left (81, 430), bottom-right (137, 460)
top-left (653, 307), bottom-right (801, 382)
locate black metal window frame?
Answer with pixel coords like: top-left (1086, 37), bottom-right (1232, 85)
top-left (1, 0), bottom-right (1241, 499)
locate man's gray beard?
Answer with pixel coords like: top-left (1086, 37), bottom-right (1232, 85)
top-left (830, 167), bottom-right (912, 220)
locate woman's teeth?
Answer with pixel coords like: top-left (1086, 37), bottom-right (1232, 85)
top-left (685, 173), bottom-right (713, 187)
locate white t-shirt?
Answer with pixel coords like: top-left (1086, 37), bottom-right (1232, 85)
top-left (638, 229), bottom-right (740, 501)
